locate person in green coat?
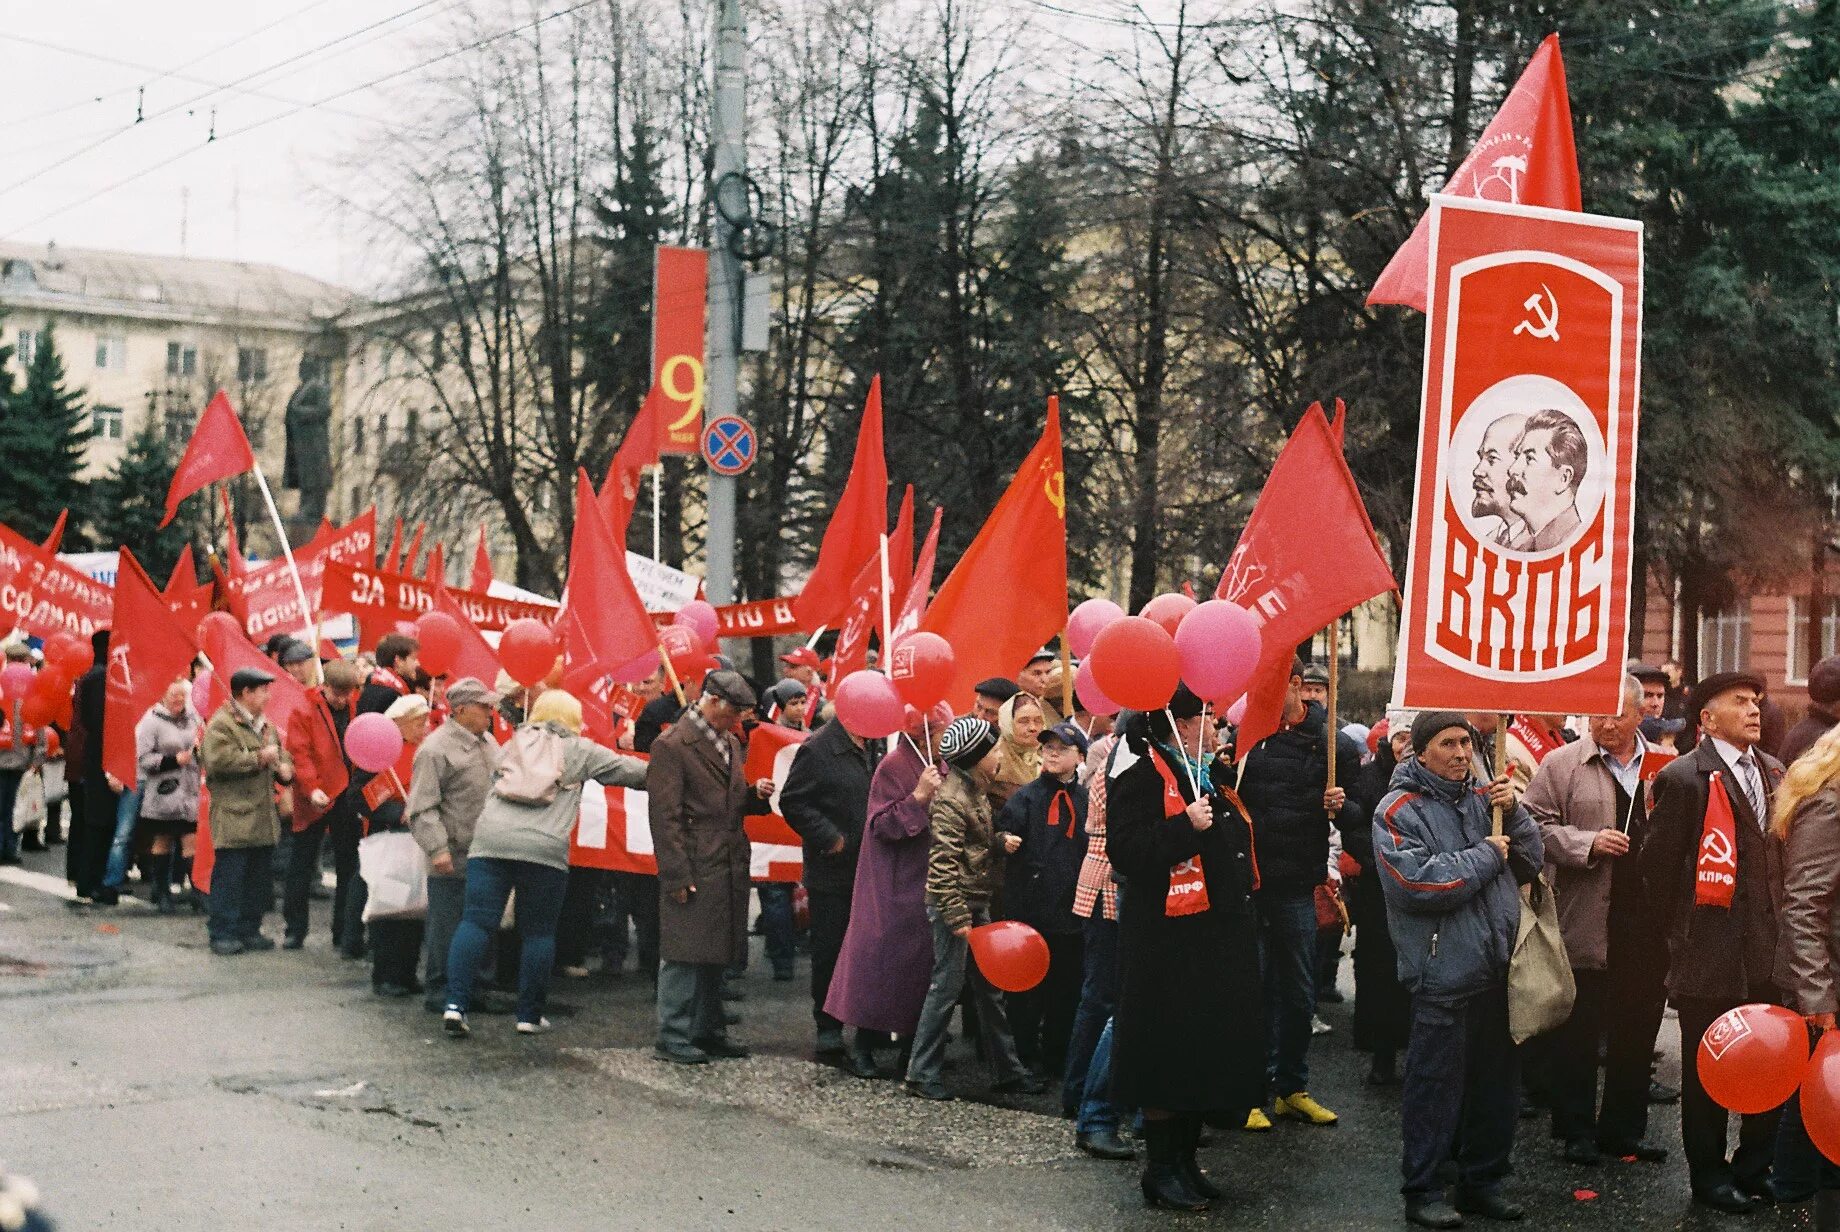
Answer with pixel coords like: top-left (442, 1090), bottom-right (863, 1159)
top-left (201, 668), bottom-right (294, 955)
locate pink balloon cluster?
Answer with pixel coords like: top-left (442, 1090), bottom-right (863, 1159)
top-left (1076, 591), bottom-right (1263, 715)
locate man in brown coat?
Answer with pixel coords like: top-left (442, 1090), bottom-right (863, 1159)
top-left (1637, 670), bottom-right (1786, 1215)
top-left (647, 670), bottom-right (774, 1064)
top-left (1524, 674), bottom-right (1668, 1165)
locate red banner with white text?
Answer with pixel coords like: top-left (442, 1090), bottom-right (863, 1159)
top-left (653, 246), bottom-right (709, 455)
top-left (322, 560), bottom-right (557, 646)
top-left (232, 509), bottom-right (377, 641)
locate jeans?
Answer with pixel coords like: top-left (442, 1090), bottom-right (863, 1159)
top-left (1076, 1016), bottom-right (1120, 1135)
top-left (207, 845), bottom-right (274, 945)
top-left (1402, 984), bottom-right (1519, 1199)
top-left (808, 887), bottom-right (851, 1035)
top-left (607, 871), bottom-right (660, 978)
top-left (1062, 915), bottom-right (1119, 1113)
top-left (422, 874), bottom-right (466, 1010)
top-left (281, 817), bottom-right (327, 942)
top-left (1257, 890), bottom-right (1318, 1096)
top-left (444, 857), bottom-right (568, 1024)
top-left (657, 961), bottom-right (729, 1051)
top-left (759, 883), bottom-right (796, 977)
top-left (1774, 1079), bottom-right (1840, 1199)
top-left (0, 768), bottom-right (21, 860)
top-left (102, 787), bottom-right (143, 890)
top-left (905, 903), bottom-right (1026, 1089)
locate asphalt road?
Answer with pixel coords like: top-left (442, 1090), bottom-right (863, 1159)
top-left (0, 849), bottom-right (1822, 1231)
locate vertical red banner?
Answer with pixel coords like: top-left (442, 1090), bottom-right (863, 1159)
top-left (1394, 195), bottom-right (1643, 716)
top-left (653, 246), bottom-right (709, 455)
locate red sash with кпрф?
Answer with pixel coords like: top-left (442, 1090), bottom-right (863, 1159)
top-left (1694, 771), bottom-right (1738, 909)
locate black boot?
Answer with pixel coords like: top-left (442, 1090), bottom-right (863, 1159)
top-left (150, 852), bottom-right (175, 914)
top-left (1176, 1114), bottom-right (1222, 1200)
top-left (1139, 1119), bottom-right (1209, 1211)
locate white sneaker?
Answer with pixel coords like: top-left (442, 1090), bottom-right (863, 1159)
top-left (443, 1009), bottom-right (469, 1038)
top-left (1311, 1015), bottom-right (1332, 1036)
top-left (516, 1017), bottom-right (553, 1035)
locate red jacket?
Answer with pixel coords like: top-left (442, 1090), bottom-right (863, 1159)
top-left (288, 688), bottom-right (352, 831)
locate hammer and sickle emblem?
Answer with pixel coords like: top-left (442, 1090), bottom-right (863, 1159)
top-left (1700, 826), bottom-right (1736, 869)
top-left (1043, 466), bottom-right (1065, 518)
top-left (1512, 284), bottom-right (1560, 341)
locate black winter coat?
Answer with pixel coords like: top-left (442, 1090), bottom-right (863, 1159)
top-left (1237, 700), bottom-right (1364, 896)
top-left (778, 718), bottom-right (881, 895)
top-left (996, 771), bottom-right (1089, 935)
top-left (1106, 721), bottom-right (1265, 1112)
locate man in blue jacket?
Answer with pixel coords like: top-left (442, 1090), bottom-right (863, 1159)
top-left (1374, 711), bottom-right (1542, 1230)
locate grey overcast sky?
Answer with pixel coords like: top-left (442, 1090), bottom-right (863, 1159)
top-left (0, 0), bottom-right (477, 290)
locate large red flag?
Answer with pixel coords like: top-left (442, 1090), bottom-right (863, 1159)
top-left (431, 582), bottom-right (500, 685)
top-left (1367, 34), bottom-right (1579, 312)
top-left (1216, 402), bottom-right (1396, 755)
top-left (165, 545), bottom-right (197, 595)
top-left (162, 390), bottom-right (256, 527)
top-left (892, 506), bottom-right (942, 645)
top-left (560, 470), bottom-right (657, 692)
top-left (792, 377), bottom-right (888, 630)
top-left (40, 509), bottom-right (66, 555)
top-left (103, 550), bottom-right (200, 789)
top-left (470, 524), bottom-right (493, 593)
top-left (602, 384), bottom-right (664, 544)
top-left (921, 398), bottom-right (1066, 709)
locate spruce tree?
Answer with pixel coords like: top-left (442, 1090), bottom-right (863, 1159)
top-left (89, 417), bottom-right (192, 578)
top-left (0, 321), bottom-right (89, 541)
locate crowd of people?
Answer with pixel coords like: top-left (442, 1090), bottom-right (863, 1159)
top-left (11, 622), bottom-right (1840, 1227)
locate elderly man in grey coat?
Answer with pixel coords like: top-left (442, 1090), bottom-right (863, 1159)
top-left (647, 670), bottom-right (775, 1065)
top-left (407, 677), bottom-right (502, 1013)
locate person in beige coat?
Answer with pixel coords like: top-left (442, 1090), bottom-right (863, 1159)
top-left (647, 671), bottom-right (775, 1065)
top-left (201, 668), bottom-right (294, 956)
top-left (1523, 674), bottom-right (1669, 1165)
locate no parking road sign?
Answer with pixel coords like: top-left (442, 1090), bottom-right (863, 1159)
top-left (702, 415), bottom-right (757, 476)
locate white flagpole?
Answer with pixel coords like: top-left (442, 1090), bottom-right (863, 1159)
top-left (878, 533), bottom-right (894, 674)
top-left (249, 466), bottom-right (324, 684)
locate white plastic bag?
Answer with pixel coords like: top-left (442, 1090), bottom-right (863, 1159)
top-left (12, 768), bottom-right (45, 834)
top-left (358, 831), bottom-right (429, 921)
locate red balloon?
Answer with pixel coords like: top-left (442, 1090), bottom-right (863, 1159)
top-left (499, 618), bottom-right (560, 687)
top-left (46, 632), bottom-right (92, 678)
top-left (1800, 1030), bottom-right (1840, 1165)
top-left (969, 920), bottom-right (1050, 993)
top-left (832, 670), bottom-right (906, 739)
top-left (1139, 592), bottom-right (1196, 637)
top-left (886, 632), bottom-right (955, 710)
top-left (414, 612), bottom-right (465, 677)
top-left (20, 689), bottom-right (54, 729)
top-left (21, 671), bottom-right (64, 729)
top-left (1088, 616), bottom-right (1180, 713)
top-left (1697, 1003), bottom-right (1810, 1115)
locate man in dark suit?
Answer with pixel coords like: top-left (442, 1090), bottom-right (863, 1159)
top-left (1637, 670), bottom-right (1786, 1215)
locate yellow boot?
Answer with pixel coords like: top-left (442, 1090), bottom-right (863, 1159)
top-left (1242, 1106), bottom-right (1273, 1132)
top-left (1273, 1091), bottom-right (1339, 1125)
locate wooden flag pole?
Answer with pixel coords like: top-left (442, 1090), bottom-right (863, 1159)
top-left (1325, 620), bottom-right (1339, 817)
top-left (248, 468), bottom-right (323, 685)
top-left (657, 636), bottom-right (688, 706)
top-left (1492, 711), bottom-right (1511, 836)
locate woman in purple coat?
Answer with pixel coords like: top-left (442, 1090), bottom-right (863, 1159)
top-left (824, 707), bottom-right (950, 1078)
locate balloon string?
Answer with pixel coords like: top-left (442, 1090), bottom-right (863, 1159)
top-left (1164, 707), bottom-right (1199, 796)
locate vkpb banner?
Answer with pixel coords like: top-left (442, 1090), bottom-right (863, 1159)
top-left (1394, 195), bottom-right (1643, 716)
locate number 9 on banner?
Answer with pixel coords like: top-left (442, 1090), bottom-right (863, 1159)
top-left (661, 353), bottom-right (705, 439)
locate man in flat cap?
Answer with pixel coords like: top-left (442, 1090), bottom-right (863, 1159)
top-left (1637, 670), bottom-right (1786, 1214)
top-left (647, 670), bottom-right (776, 1064)
top-left (972, 677), bottom-right (1020, 726)
top-left (201, 667), bottom-right (295, 955)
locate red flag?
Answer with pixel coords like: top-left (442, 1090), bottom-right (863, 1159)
top-left (164, 545), bottom-right (197, 595)
top-left (470, 524), bottom-right (493, 593)
top-left (1216, 402), bottom-right (1396, 755)
top-left (162, 390), bottom-right (256, 527)
top-left (198, 612), bottom-right (310, 740)
top-left (1368, 34), bottom-right (1580, 312)
top-left (103, 550), bottom-right (200, 789)
top-left (828, 554), bottom-right (884, 685)
top-left (40, 509), bottom-right (66, 555)
top-left (424, 540), bottom-right (445, 585)
top-left (921, 398), bottom-right (1066, 709)
top-left (888, 484), bottom-right (916, 612)
top-left (381, 518), bottom-right (403, 573)
top-left (602, 385), bottom-right (664, 543)
top-left (792, 376), bottom-right (888, 630)
top-left (404, 524), bottom-right (426, 575)
top-left (892, 506), bottom-right (942, 645)
top-left (431, 582), bottom-right (500, 685)
top-left (560, 470), bottom-right (657, 692)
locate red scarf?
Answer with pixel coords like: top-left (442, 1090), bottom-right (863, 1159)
top-left (1151, 752), bottom-right (1210, 917)
top-left (1047, 786), bottom-right (1077, 838)
top-left (1694, 770), bottom-right (1738, 909)
top-left (369, 666), bottom-right (408, 695)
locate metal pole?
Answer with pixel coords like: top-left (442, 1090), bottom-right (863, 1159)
top-left (704, 0), bottom-right (745, 606)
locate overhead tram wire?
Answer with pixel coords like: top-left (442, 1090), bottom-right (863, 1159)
top-left (0, 0), bottom-right (451, 199)
top-left (0, 0), bottom-right (602, 243)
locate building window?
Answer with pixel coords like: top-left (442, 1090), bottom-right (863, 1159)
top-left (165, 341), bottom-right (197, 377)
top-left (163, 411), bottom-right (195, 446)
top-left (1788, 596), bottom-right (1840, 684)
top-left (95, 334), bottom-right (126, 370)
top-left (237, 346), bottom-right (268, 382)
top-left (1698, 605), bottom-right (1753, 679)
top-left (91, 405), bottom-right (124, 440)
top-left (16, 329), bottom-right (46, 367)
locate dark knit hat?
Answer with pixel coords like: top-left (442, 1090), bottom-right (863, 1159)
top-left (1809, 656), bottom-right (1840, 708)
top-left (1410, 710), bottom-right (1471, 755)
top-left (940, 716), bottom-right (1000, 770)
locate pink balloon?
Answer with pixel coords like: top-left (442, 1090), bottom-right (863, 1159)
top-left (1067, 598), bottom-right (1126, 659)
top-left (1174, 600), bottom-right (1263, 701)
top-left (611, 649), bottom-right (661, 684)
top-left (0, 662), bottom-right (33, 704)
top-left (345, 711), bottom-right (405, 773)
top-left (1074, 659), bottom-right (1121, 717)
top-left (1226, 695), bottom-right (1247, 725)
top-left (832, 670), bottom-right (906, 740)
top-left (674, 600), bottom-right (719, 648)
